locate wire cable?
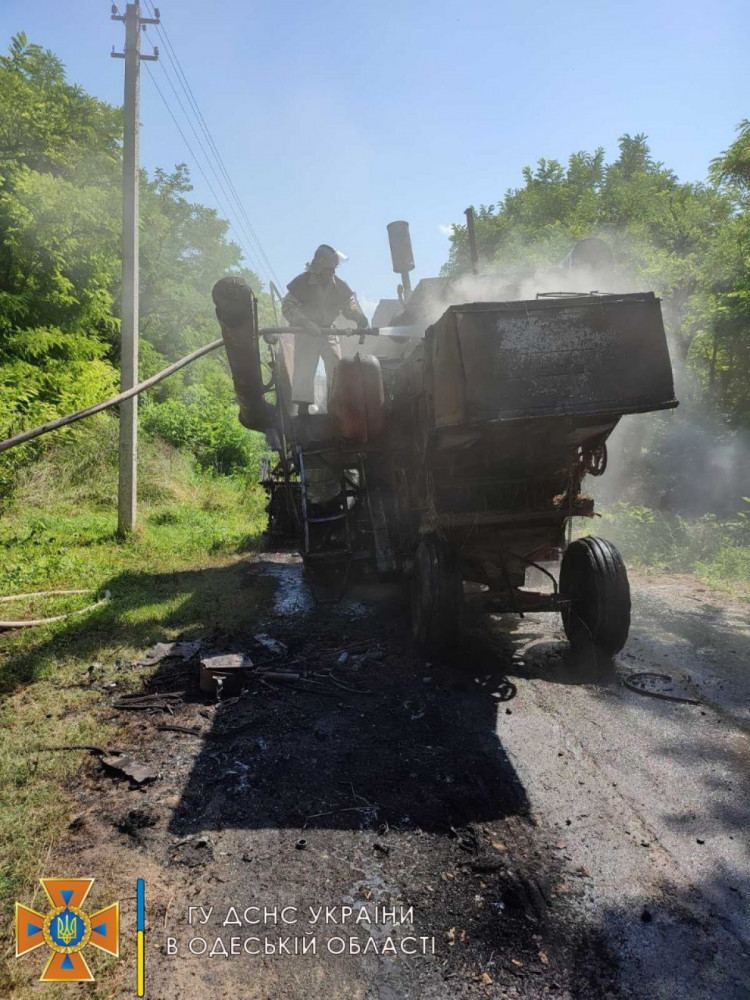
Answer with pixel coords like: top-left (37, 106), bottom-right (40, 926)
top-left (150, 21), bottom-right (281, 289)
top-left (146, 50), bottom-right (270, 284)
top-left (143, 63), bottom-right (267, 280)
top-left (142, 2), bottom-right (284, 290)
top-left (149, 12), bottom-right (283, 288)
top-left (146, 1), bottom-right (283, 288)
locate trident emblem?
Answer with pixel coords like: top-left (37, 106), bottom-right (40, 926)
top-left (56, 912), bottom-right (79, 946)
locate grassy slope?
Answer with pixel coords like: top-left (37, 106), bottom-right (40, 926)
top-left (0, 427), bottom-right (269, 997)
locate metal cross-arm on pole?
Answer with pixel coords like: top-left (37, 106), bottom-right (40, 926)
top-left (111, 3), bottom-right (160, 535)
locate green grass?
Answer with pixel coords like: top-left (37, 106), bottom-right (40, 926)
top-left (0, 425), bottom-right (272, 997)
top-left (577, 500), bottom-right (750, 599)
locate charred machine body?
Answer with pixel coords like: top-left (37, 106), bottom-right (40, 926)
top-left (212, 223), bottom-right (677, 656)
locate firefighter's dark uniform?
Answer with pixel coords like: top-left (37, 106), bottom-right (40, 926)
top-left (282, 269), bottom-right (367, 406)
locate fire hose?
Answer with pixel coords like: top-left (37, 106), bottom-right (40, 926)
top-left (0, 320), bottom-right (424, 625)
top-left (0, 340), bottom-right (223, 627)
top-left (0, 338), bottom-right (225, 456)
top-left (0, 326), bottom-right (421, 456)
top-left (0, 589), bottom-right (112, 630)
top-left (0, 321), bottom-right (421, 627)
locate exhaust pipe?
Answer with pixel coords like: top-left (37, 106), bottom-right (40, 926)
top-left (387, 220), bottom-right (415, 300)
top-left (211, 276), bottom-right (276, 433)
top-left (464, 207), bottom-right (479, 275)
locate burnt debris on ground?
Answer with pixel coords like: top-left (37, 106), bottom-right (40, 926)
top-left (56, 556), bottom-right (631, 998)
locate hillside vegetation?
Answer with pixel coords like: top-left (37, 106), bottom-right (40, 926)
top-left (0, 33), bottom-right (271, 506)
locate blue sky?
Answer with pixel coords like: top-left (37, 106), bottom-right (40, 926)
top-left (1, 0), bottom-right (748, 315)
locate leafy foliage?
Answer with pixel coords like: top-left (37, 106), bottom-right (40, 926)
top-left (585, 500), bottom-right (750, 597)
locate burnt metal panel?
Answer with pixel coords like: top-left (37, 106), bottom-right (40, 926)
top-left (427, 293), bottom-right (677, 427)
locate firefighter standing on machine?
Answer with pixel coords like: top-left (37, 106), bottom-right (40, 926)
top-left (282, 244), bottom-right (369, 414)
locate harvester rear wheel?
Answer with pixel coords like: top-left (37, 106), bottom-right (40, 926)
top-left (411, 535), bottom-right (463, 654)
top-left (559, 536), bottom-right (630, 655)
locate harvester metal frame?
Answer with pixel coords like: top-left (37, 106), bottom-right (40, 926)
top-left (213, 236), bottom-right (678, 660)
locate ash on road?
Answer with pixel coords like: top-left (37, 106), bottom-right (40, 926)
top-left (57, 555), bottom-right (748, 1000)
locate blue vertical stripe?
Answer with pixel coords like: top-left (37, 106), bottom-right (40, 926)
top-left (136, 879), bottom-right (145, 933)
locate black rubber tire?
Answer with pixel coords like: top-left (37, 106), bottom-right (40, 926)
top-left (266, 483), bottom-right (301, 541)
top-left (559, 536), bottom-right (631, 655)
top-left (411, 534), bottom-right (463, 653)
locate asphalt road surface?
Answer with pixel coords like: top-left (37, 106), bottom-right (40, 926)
top-left (492, 568), bottom-right (749, 1000)
top-left (57, 555), bottom-right (748, 1000)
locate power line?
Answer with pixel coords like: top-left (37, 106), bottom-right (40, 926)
top-left (145, 54), bottom-right (270, 282)
top-left (143, 62), bottom-right (268, 283)
top-left (147, 7), bottom-right (282, 288)
top-left (142, 1), bottom-right (284, 290)
top-left (150, 19), bottom-right (280, 290)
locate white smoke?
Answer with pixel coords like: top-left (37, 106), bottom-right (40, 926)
top-left (402, 244), bottom-right (749, 516)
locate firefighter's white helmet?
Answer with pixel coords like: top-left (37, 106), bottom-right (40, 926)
top-left (310, 244), bottom-right (348, 270)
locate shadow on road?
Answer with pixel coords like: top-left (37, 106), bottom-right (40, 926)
top-left (162, 562), bottom-right (530, 836)
top-left (139, 559), bottom-right (625, 998)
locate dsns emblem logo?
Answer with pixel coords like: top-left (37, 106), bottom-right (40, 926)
top-left (15, 878), bottom-right (119, 982)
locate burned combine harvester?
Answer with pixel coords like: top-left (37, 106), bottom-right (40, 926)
top-left (212, 224), bottom-right (677, 656)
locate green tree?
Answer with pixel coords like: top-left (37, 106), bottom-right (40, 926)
top-left (0, 33), bottom-right (270, 492)
top-left (702, 122), bottom-right (750, 424)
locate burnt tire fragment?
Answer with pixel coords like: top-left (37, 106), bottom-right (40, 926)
top-left (559, 536), bottom-right (630, 655)
top-left (411, 534), bottom-right (463, 654)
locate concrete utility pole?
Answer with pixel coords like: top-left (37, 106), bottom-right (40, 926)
top-left (112, 3), bottom-right (159, 534)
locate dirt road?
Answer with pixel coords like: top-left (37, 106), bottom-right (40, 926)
top-left (56, 555), bottom-right (748, 999)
